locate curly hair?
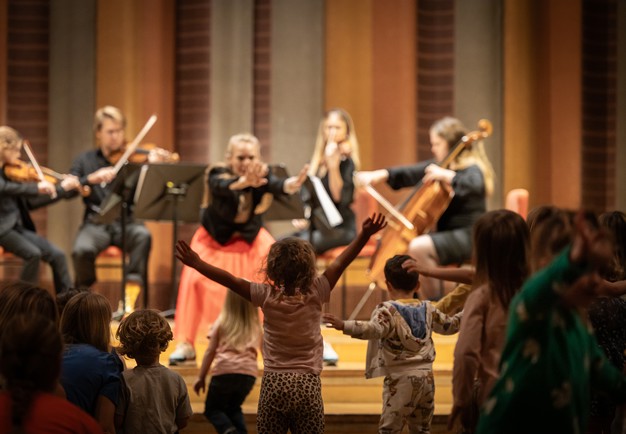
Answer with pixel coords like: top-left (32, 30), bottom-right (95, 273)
top-left (116, 309), bottom-right (173, 360)
top-left (263, 237), bottom-right (317, 296)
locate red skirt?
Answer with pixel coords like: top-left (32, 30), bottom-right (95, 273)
top-left (173, 226), bottom-right (273, 345)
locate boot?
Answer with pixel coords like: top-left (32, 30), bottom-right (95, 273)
top-left (124, 281), bottom-right (141, 315)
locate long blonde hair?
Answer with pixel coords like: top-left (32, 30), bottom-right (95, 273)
top-left (430, 116), bottom-right (495, 197)
top-left (215, 291), bottom-right (261, 351)
top-left (309, 108), bottom-right (361, 177)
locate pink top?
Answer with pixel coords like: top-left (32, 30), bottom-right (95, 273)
top-left (250, 275), bottom-right (331, 375)
top-left (210, 322), bottom-right (261, 378)
top-left (452, 284), bottom-right (508, 407)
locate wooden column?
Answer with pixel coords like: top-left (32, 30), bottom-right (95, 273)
top-left (0, 0), bottom-right (7, 122)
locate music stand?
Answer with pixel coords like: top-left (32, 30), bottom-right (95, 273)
top-left (96, 163), bottom-right (143, 312)
top-left (133, 163), bottom-right (207, 317)
top-left (264, 165), bottom-right (306, 222)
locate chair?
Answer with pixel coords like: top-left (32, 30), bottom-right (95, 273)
top-left (505, 188), bottom-right (529, 220)
top-left (95, 245), bottom-right (148, 309)
top-left (0, 247), bottom-right (24, 282)
top-left (315, 188), bottom-right (379, 318)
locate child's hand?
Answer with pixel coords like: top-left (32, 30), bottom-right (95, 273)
top-left (193, 377), bottom-right (206, 395)
top-left (175, 240), bottom-right (202, 269)
top-left (402, 258), bottom-right (426, 276)
top-left (323, 313), bottom-right (345, 331)
top-left (361, 213), bottom-right (387, 238)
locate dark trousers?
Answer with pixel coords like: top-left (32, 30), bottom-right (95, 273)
top-left (204, 373), bottom-right (256, 434)
top-left (0, 226), bottom-right (71, 293)
top-left (72, 221), bottom-right (151, 288)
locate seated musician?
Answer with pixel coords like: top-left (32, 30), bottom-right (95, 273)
top-left (169, 133), bottom-right (307, 365)
top-left (356, 117), bottom-right (495, 300)
top-left (69, 106), bottom-right (151, 314)
top-left (0, 126), bottom-right (80, 293)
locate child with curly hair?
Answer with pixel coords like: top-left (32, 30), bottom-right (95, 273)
top-left (115, 309), bottom-right (192, 433)
top-left (176, 213), bottom-right (386, 434)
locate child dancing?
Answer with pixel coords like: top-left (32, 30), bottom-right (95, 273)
top-left (176, 213), bottom-right (386, 434)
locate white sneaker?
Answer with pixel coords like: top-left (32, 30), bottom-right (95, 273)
top-left (323, 340), bottom-right (339, 366)
top-left (169, 342), bottom-right (196, 365)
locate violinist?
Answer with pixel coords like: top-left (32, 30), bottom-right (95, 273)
top-left (69, 105), bottom-right (151, 314)
top-left (169, 133), bottom-right (307, 365)
top-left (0, 126), bottom-right (79, 293)
top-left (289, 108), bottom-right (361, 254)
top-left (356, 117), bottom-right (495, 300)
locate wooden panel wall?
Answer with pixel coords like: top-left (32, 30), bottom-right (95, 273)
top-left (581, 0), bottom-right (617, 211)
top-left (416, 0), bottom-right (455, 161)
top-left (0, 0), bottom-right (7, 122)
top-left (253, 0), bottom-right (271, 157)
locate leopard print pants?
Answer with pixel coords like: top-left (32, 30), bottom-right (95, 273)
top-left (256, 371), bottom-right (324, 434)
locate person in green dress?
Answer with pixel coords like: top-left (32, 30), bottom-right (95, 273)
top-left (476, 211), bottom-right (626, 434)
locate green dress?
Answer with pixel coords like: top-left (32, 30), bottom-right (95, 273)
top-left (476, 247), bottom-right (626, 434)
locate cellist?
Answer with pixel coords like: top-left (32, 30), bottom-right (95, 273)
top-left (356, 117), bottom-right (495, 300)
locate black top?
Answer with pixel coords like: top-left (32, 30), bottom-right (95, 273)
top-left (0, 169), bottom-right (74, 236)
top-left (201, 165), bottom-right (287, 245)
top-left (386, 159), bottom-right (486, 232)
top-left (303, 157), bottom-right (355, 235)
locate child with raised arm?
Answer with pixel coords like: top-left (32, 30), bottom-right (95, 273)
top-left (176, 213), bottom-right (386, 434)
top-left (323, 254), bottom-right (463, 434)
top-left (115, 309), bottom-right (192, 433)
top-left (194, 290), bottom-right (262, 434)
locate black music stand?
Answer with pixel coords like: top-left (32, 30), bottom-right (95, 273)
top-left (96, 163), bottom-right (143, 313)
top-left (133, 163), bottom-right (207, 318)
top-left (264, 165), bottom-right (306, 222)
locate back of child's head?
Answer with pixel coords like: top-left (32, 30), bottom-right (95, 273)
top-left (384, 254), bottom-right (419, 293)
top-left (60, 291), bottom-right (112, 353)
top-left (0, 281), bottom-right (58, 331)
top-left (264, 237), bottom-right (316, 296)
top-left (473, 209), bottom-right (530, 309)
top-left (116, 309), bottom-right (173, 360)
top-left (55, 287), bottom-right (89, 319)
top-left (0, 314), bottom-right (62, 429)
top-left (529, 208), bottom-right (572, 271)
top-left (215, 291), bottom-right (261, 351)
top-left (599, 211), bottom-right (626, 281)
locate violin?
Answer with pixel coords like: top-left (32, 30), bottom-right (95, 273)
top-left (366, 119), bottom-right (493, 286)
top-left (3, 159), bottom-right (91, 197)
top-left (107, 143), bottom-right (179, 165)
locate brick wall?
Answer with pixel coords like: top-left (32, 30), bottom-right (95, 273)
top-left (253, 0), bottom-right (271, 159)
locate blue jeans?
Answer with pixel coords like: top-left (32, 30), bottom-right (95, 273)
top-left (204, 373), bottom-right (256, 434)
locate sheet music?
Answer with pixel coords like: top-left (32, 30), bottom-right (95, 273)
top-left (309, 175), bottom-right (343, 227)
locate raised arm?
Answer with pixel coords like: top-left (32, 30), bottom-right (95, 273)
top-left (403, 258), bottom-right (475, 285)
top-left (323, 213), bottom-right (387, 289)
top-left (175, 240), bottom-right (252, 301)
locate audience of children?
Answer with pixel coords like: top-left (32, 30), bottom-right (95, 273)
top-left (476, 211), bottom-right (626, 434)
top-left (59, 291), bottom-right (123, 434)
top-left (176, 213), bottom-right (386, 434)
top-left (449, 210), bottom-right (530, 433)
top-left (323, 254), bottom-right (463, 433)
top-left (0, 314), bottom-right (104, 433)
top-left (115, 309), bottom-right (193, 433)
top-left (194, 290), bottom-right (262, 434)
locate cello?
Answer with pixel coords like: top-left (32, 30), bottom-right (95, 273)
top-left (364, 119), bottom-right (493, 288)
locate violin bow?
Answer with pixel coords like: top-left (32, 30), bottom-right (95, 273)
top-left (362, 184), bottom-right (415, 231)
top-left (111, 114), bottom-right (158, 176)
top-left (22, 141), bottom-right (47, 183)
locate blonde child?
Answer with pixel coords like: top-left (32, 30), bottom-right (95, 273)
top-left (115, 309), bottom-right (192, 433)
top-left (323, 254), bottom-right (463, 433)
top-left (449, 209), bottom-right (530, 433)
top-left (194, 291), bottom-right (262, 434)
top-left (476, 212), bottom-right (626, 434)
top-left (176, 213), bottom-right (387, 434)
